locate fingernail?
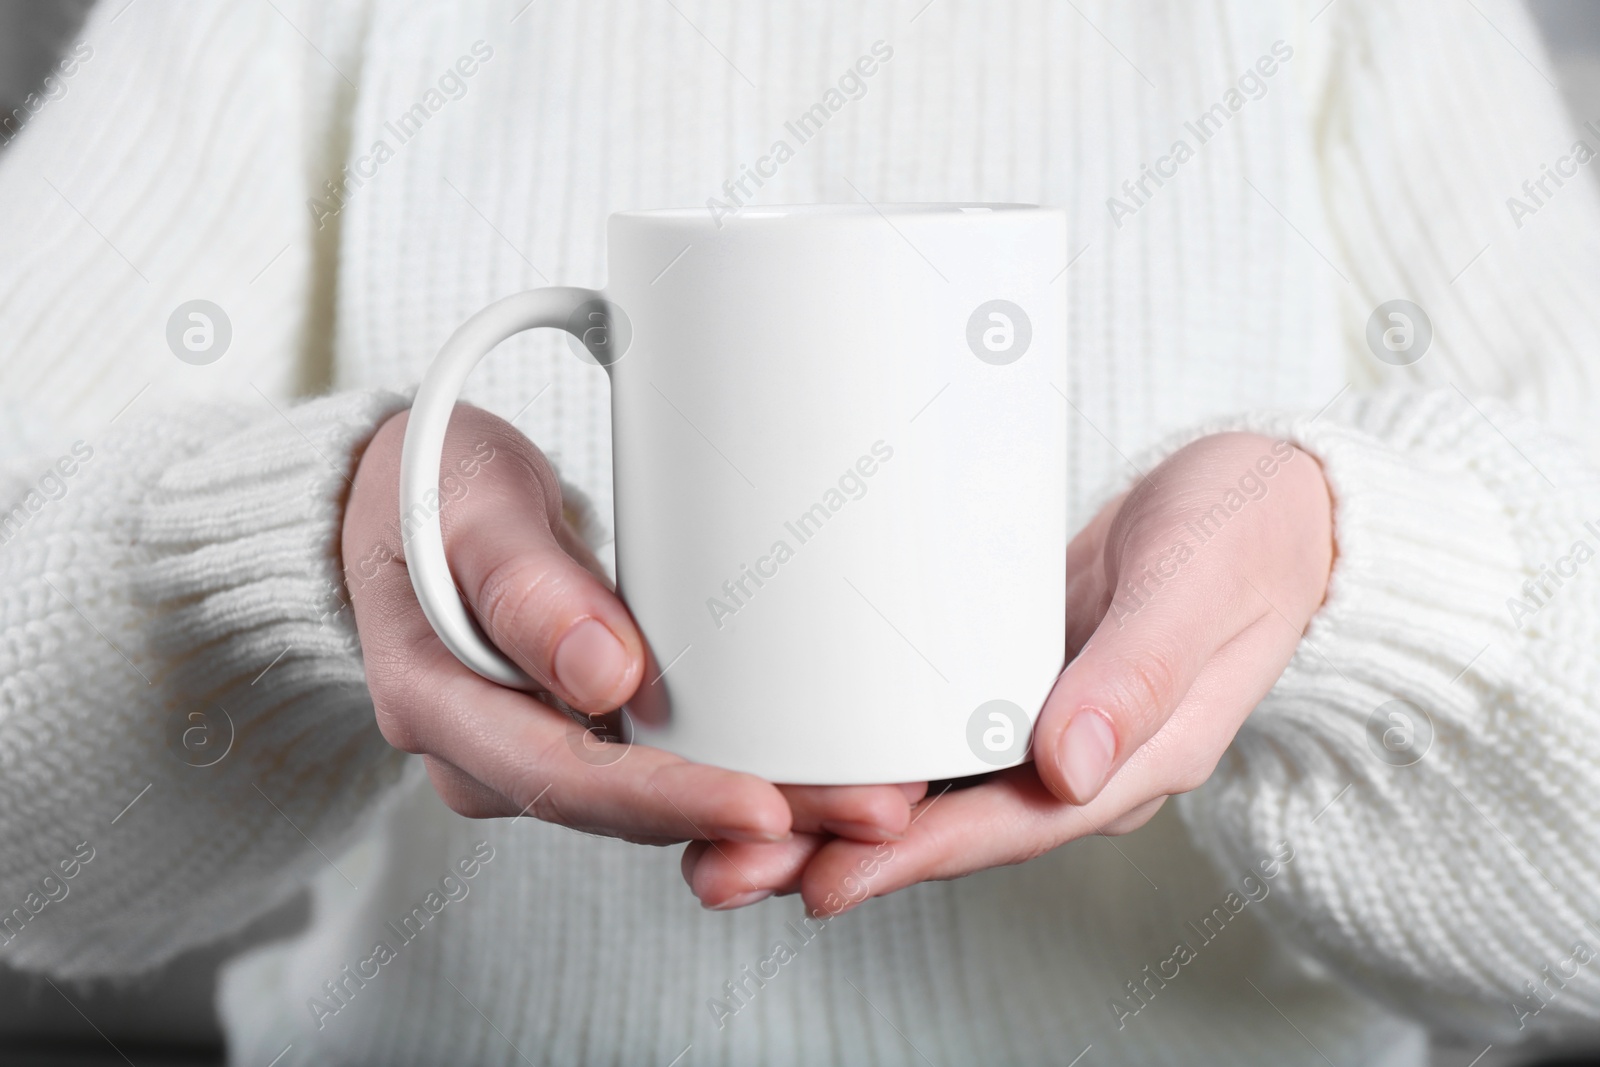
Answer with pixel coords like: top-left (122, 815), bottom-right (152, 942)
top-left (1057, 709), bottom-right (1116, 804)
top-left (821, 819), bottom-right (905, 842)
top-left (706, 889), bottom-right (773, 911)
top-left (714, 826), bottom-right (791, 844)
top-left (552, 618), bottom-right (629, 707)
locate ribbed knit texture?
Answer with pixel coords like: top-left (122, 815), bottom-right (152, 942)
top-left (1137, 390), bottom-right (1600, 1040)
top-left (0, 392), bottom-right (411, 977)
top-left (0, 0), bottom-right (1598, 1064)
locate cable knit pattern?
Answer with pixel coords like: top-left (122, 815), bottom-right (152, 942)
top-left (0, 0), bottom-right (1597, 1063)
top-left (0, 391), bottom-right (408, 976)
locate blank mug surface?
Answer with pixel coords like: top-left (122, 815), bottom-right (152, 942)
top-left (605, 204), bottom-right (1068, 784)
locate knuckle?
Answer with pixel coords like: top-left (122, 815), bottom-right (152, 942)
top-left (1127, 651), bottom-right (1178, 707)
top-left (1101, 797), bottom-right (1167, 836)
top-left (344, 539), bottom-right (401, 599)
top-left (465, 409), bottom-right (556, 489)
top-left (1012, 836), bottom-right (1063, 865)
top-left (1102, 648), bottom-right (1182, 735)
top-left (516, 784), bottom-right (566, 827)
top-left (372, 696), bottom-right (424, 754)
top-left (475, 555), bottom-right (558, 650)
top-left (1166, 769), bottom-right (1207, 796)
top-left (522, 452), bottom-right (563, 518)
top-left (440, 406), bottom-right (560, 512)
top-left (438, 786), bottom-right (491, 819)
top-left (364, 652), bottom-right (447, 756)
top-left (426, 760), bottom-right (502, 819)
top-left (1166, 752), bottom-right (1221, 796)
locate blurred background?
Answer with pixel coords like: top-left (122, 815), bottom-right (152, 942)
top-left (3, 0), bottom-right (1598, 149)
top-left (1529, 0), bottom-right (1600, 123)
top-left (1, 1), bottom-right (1599, 1065)
top-left (0, 1), bottom-right (93, 123)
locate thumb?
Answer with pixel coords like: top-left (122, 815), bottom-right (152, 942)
top-left (443, 436), bottom-right (644, 713)
top-left (1034, 437), bottom-right (1303, 804)
top-left (372, 404), bottom-right (645, 713)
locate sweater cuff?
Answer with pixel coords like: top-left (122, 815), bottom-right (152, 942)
top-left (1147, 389), bottom-right (1600, 1037)
top-left (1226, 402), bottom-right (1518, 693)
top-left (137, 389), bottom-right (412, 701)
top-left (1118, 390), bottom-right (1523, 726)
top-left (112, 390), bottom-right (413, 970)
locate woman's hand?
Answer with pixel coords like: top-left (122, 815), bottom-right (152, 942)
top-left (344, 404), bottom-right (919, 848)
top-left (682, 431), bottom-right (1333, 912)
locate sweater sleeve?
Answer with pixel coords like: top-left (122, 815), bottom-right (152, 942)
top-left (0, 0), bottom-right (412, 978)
top-left (1167, 0), bottom-right (1600, 1042)
top-left (1166, 391), bottom-right (1600, 1041)
top-left (0, 391), bottom-right (413, 979)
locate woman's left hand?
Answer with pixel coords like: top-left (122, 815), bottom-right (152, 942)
top-left (682, 431), bottom-right (1335, 914)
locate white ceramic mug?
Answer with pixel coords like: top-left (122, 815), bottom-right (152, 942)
top-left (402, 204), bottom-right (1068, 784)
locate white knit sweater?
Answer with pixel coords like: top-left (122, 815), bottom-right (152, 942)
top-left (3, 1), bottom-right (1600, 1064)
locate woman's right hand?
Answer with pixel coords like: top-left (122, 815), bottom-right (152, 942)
top-left (343, 404), bottom-right (919, 854)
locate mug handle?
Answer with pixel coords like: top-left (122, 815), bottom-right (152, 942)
top-left (399, 286), bottom-right (611, 690)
